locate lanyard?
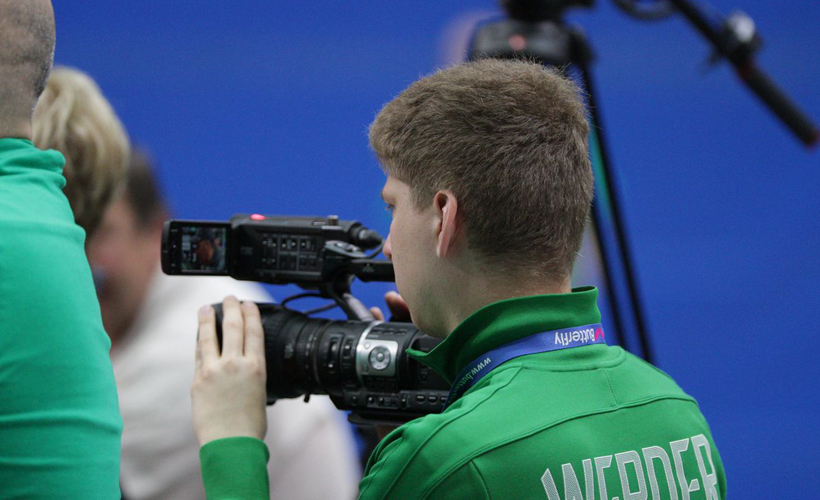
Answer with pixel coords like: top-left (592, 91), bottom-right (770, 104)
top-left (443, 323), bottom-right (605, 409)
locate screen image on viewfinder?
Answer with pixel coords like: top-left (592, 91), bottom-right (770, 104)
top-left (180, 225), bottom-right (228, 272)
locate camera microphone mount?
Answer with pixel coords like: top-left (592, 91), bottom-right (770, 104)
top-left (662, 0), bottom-right (819, 147)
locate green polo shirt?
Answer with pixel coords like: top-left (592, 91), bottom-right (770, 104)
top-left (0, 138), bottom-right (123, 498)
top-left (201, 287), bottom-right (726, 499)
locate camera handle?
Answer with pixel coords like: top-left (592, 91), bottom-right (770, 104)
top-left (321, 274), bottom-right (375, 321)
top-left (338, 292), bottom-right (375, 321)
top-left (318, 242), bottom-right (396, 321)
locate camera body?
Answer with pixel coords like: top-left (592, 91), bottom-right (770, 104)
top-left (162, 215), bottom-right (450, 425)
top-left (161, 214), bottom-right (390, 287)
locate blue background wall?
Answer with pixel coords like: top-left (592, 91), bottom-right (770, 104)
top-left (53, 1), bottom-right (819, 495)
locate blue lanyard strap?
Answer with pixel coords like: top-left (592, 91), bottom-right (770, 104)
top-left (443, 323), bottom-right (606, 409)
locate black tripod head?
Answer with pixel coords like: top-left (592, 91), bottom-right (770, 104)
top-left (469, 0), bottom-right (594, 66)
top-left (501, 0), bottom-right (594, 22)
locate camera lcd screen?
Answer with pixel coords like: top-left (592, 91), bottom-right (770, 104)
top-left (179, 225), bottom-right (228, 273)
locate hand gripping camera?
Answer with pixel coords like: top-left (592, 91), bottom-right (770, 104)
top-left (161, 214), bottom-right (449, 425)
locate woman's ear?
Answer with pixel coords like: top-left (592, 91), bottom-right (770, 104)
top-left (434, 190), bottom-right (460, 259)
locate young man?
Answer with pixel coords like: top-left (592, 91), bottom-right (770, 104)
top-left (192, 59), bottom-right (727, 499)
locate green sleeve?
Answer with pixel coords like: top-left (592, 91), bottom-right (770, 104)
top-left (200, 437), bottom-right (271, 500)
top-left (358, 422), bottom-right (453, 500)
top-left (359, 429), bottom-right (490, 500)
top-left (358, 432), bottom-right (406, 500)
top-left (425, 462), bottom-right (490, 500)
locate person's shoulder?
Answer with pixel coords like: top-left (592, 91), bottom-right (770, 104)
top-left (0, 138), bottom-right (64, 173)
top-left (359, 351), bottom-right (710, 500)
top-left (614, 348), bottom-right (695, 400)
top-left (387, 349), bottom-right (700, 463)
top-left (358, 375), bottom-right (516, 499)
top-left (357, 415), bottom-right (445, 500)
top-left (0, 138), bottom-right (69, 219)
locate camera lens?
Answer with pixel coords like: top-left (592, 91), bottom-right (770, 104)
top-left (214, 303), bottom-right (450, 423)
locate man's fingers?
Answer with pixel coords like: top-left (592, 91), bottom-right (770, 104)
top-left (195, 337), bottom-right (202, 371)
top-left (370, 307), bottom-right (385, 322)
top-left (242, 301), bottom-right (265, 364)
top-left (197, 305), bottom-right (219, 362)
top-left (384, 291), bottom-right (411, 322)
top-left (220, 296), bottom-right (244, 356)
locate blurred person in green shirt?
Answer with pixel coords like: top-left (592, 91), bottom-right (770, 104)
top-left (0, 1), bottom-right (124, 497)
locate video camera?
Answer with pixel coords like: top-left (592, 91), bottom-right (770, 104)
top-left (161, 214), bottom-right (449, 425)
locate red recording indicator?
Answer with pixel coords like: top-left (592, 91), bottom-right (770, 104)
top-left (508, 34), bottom-right (527, 52)
top-left (250, 214), bottom-right (266, 221)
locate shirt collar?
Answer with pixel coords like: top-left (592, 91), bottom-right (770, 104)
top-left (0, 138), bottom-right (65, 172)
top-left (407, 287), bottom-right (601, 384)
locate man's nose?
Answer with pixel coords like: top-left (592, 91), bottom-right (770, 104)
top-left (383, 234), bottom-right (392, 260)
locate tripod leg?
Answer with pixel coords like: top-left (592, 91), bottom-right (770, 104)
top-left (575, 57), bottom-right (655, 364)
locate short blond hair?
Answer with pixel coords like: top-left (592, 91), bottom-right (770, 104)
top-left (32, 66), bottom-right (129, 238)
top-left (370, 59), bottom-right (593, 282)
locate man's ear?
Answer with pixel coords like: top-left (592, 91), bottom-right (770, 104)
top-left (433, 190), bottom-right (460, 259)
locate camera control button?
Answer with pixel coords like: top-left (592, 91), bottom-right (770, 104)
top-left (343, 340), bottom-right (354, 357)
top-left (369, 346), bottom-right (391, 371)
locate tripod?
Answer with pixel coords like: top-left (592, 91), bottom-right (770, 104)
top-left (469, 4), bottom-right (655, 363)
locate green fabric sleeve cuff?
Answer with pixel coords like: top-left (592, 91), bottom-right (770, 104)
top-left (200, 436), bottom-right (270, 500)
